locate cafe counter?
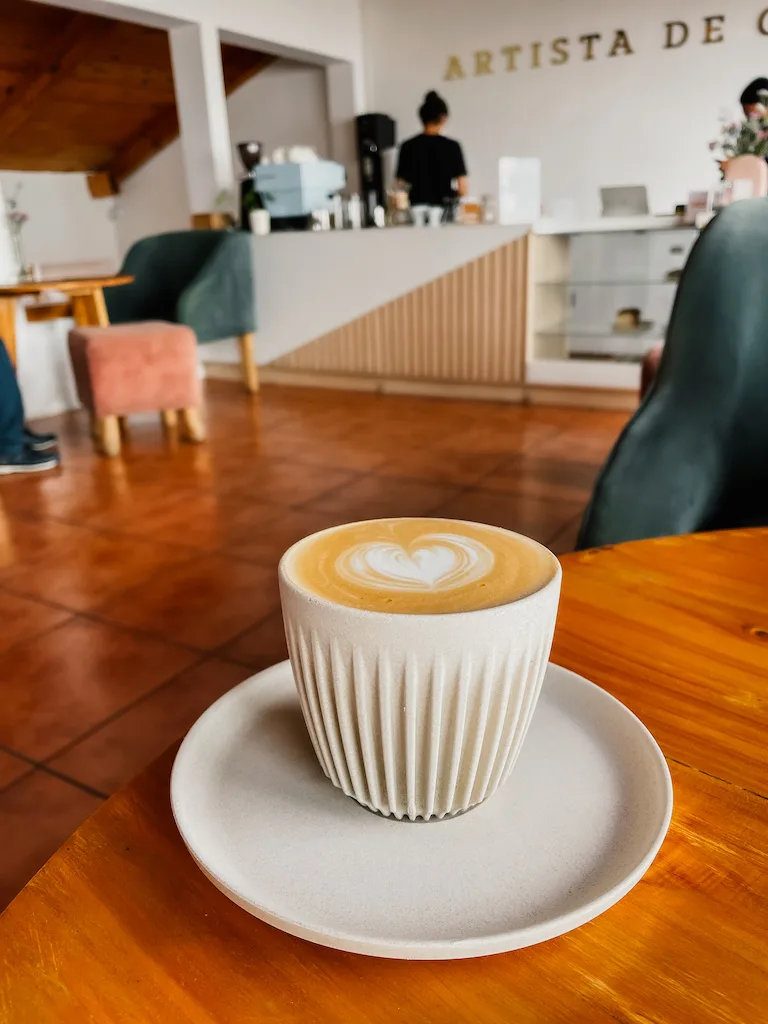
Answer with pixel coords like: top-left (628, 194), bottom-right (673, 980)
top-left (202, 216), bottom-right (692, 409)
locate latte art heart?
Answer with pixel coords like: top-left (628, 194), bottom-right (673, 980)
top-left (336, 533), bottom-right (495, 593)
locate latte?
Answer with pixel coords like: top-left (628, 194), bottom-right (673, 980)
top-left (283, 517), bottom-right (556, 614)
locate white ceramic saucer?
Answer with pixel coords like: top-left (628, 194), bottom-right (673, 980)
top-left (171, 661), bottom-right (672, 960)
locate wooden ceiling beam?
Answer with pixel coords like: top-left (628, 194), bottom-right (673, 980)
top-left (106, 52), bottom-right (275, 186)
top-left (106, 105), bottom-right (179, 184)
top-left (0, 11), bottom-right (114, 147)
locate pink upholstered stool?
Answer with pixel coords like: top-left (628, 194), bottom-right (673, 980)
top-left (68, 321), bottom-right (205, 457)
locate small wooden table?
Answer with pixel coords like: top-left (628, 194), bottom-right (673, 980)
top-left (1, 530), bottom-right (767, 1023)
top-left (0, 275), bottom-right (133, 365)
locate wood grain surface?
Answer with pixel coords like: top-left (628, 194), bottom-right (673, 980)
top-left (0, 0), bottom-right (272, 180)
top-left (0, 275), bottom-right (132, 296)
top-left (1, 529), bottom-right (767, 1023)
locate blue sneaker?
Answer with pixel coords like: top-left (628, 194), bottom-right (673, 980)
top-left (23, 426), bottom-right (58, 452)
top-left (0, 447), bottom-right (60, 475)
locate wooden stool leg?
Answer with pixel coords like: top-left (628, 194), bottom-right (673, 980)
top-left (117, 415), bottom-right (129, 436)
top-left (237, 332), bottom-right (259, 394)
top-left (95, 415), bottom-right (121, 457)
top-left (161, 409), bottom-right (178, 431)
top-left (178, 407), bottom-right (206, 444)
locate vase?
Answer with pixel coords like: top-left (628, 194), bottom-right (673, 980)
top-left (723, 155), bottom-right (768, 200)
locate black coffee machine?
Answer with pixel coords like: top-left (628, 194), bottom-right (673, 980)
top-left (355, 114), bottom-right (396, 218)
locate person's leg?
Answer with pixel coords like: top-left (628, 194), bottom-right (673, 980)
top-left (0, 337), bottom-right (59, 474)
top-left (0, 337), bottom-right (25, 455)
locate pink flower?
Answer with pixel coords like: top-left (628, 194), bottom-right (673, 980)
top-left (709, 141), bottom-right (717, 150)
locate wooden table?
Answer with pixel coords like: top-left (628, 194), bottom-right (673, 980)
top-left (2, 530), bottom-right (767, 1023)
top-left (0, 275), bottom-right (133, 365)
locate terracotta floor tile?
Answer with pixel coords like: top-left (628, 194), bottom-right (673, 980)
top-left (0, 771), bottom-right (102, 910)
top-left (218, 610), bottom-right (288, 670)
top-left (89, 491), bottom-right (283, 551)
top-left (0, 750), bottom-right (32, 792)
top-left (375, 448), bottom-right (508, 487)
top-left (0, 516), bottom-right (193, 612)
top-left (431, 488), bottom-right (585, 546)
top-left (0, 618), bottom-right (197, 760)
top-left (220, 460), bottom-right (357, 506)
top-left (430, 422), bottom-right (561, 457)
top-left (223, 508), bottom-right (357, 566)
top-left (305, 474), bottom-right (463, 521)
top-left (477, 456), bottom-right (601, 503)
top-left (533, 426), bottom-right (625, 462)
top-left (94, 555), bottom-right (281, 650)
top-left (0, 588), bottom-right (72, 654)
top-left (289, 439), bottom-right (391, 473)
top-left (0, 468), bottom-right (188, 526)
top-left (48, 658), bottom-right (251, 794)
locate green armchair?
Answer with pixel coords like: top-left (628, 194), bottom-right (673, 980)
top-left (577, 198), bottom-right (768, 548)
top-left (103, 229), bottom-right (258, 393)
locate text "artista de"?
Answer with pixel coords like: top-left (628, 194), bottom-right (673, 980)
top-left (444, 13), bottom-right (768, 80)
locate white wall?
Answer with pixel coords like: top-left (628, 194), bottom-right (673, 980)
top-left (0, 173), bottom-right (119, 420)
top-left (114, 60), bottom-right (331, 256)
top-left (227, 61), bottom-right (330, 163)
top-left (362, 0), bottom-right (768, 217)
top-left (0, 172), bottom-right (118, 273)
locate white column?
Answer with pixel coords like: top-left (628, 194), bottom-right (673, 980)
top-left (325, 61), bottom-right (364, 193)
top-left (169, 22), bottom-right (234, 214)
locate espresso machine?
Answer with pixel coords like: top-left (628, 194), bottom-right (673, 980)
top-left (237, 140), bottom-right (346, 231)
top-left (252, 161), bottom-right (346, 231)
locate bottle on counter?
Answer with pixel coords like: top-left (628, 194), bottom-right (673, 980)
top-left (347, 194), bottom-right (363, 229)
top-left (332, 194), bottom-right (345, 229)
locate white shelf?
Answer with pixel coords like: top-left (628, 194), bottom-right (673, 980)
top-left (526, 358), bottom-right (641, 390)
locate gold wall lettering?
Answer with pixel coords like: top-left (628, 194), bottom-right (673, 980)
top-left (443, 12), bottom-right (748, 81)
top-left (475, 50), bottom-right (493, 75)
top-left (579, 33), bottom-right (601, 61)
top-left (444, 55), bottom-right (466, 80)
top-left (703, 15), bottom-right (725, 42)
top-left (551, 37), bottom-right (569, 65)
top-left (501, 45), bottom-right (522, 71)
top-left (760, 7), bottom-right (768, 34)
top-left (664, 21), bottom-right (689, 48)
top-left (608, 30), bottom-right (634, 57)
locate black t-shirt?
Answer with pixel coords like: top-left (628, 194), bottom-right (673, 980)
top-left (396, 134), bottom-right (467, 206)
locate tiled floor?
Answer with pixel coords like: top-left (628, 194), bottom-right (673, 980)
top-left (0, 380), bottom-right (628, 909)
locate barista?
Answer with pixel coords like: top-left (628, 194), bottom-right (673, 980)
top-left (396, 91), bottom-right (468, 213)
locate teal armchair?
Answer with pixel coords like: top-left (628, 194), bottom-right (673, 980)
top-left (104, 230), bottom-right (258, 392)
top-left (578, 198), bottom-right (768, 548)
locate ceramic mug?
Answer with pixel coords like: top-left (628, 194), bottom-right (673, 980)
top-left (279, 523), bottom-right (561, 821)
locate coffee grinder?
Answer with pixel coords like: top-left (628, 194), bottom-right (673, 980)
top-left (238, 141), bottom-right (264, 230)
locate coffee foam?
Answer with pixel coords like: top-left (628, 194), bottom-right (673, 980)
top-left (284, 518), bottom-right (556, 614)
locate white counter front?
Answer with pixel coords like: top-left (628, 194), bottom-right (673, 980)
top-left (244, 225), bottom-right (529, 367)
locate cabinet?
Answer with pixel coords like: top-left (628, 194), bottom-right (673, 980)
top-left (527, 217), bottom-right (698, 391)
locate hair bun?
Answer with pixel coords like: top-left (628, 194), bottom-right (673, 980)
top-left (425, 90), bottom-right (441, 102)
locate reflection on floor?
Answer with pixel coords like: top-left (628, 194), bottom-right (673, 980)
top-left (0, 381), bottom-right (628, 908)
